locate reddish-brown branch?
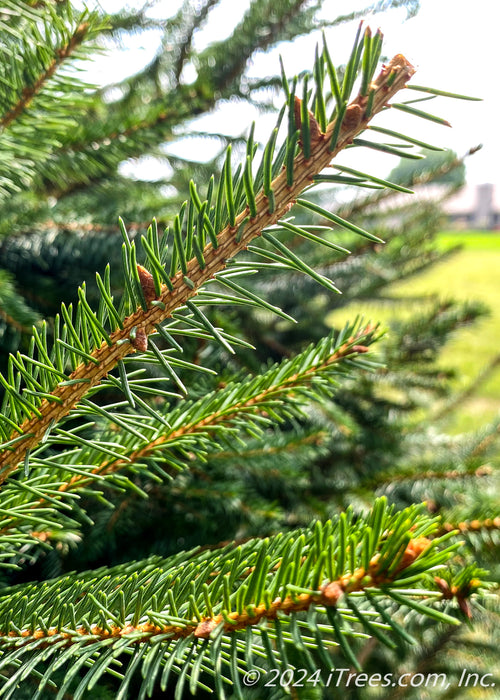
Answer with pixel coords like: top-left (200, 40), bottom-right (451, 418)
top-left (3, 537), bottom-right (432, 649)
top-left (0, 328), bottom-right (373, 536)
top-left (440, 516), bottom-right (500, 535)
top-left (87, 328), bottom-right (375, 481)
top-left (0, 53), bottom-right (415, 485)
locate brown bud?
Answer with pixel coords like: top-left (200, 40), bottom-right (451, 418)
top-left (137, 264), bottom-right (157, 302)
top-left (320, 581), bottom-right (343, 605)
top-left (458, 597), bottom-right (472, 619)
top-left (395, 537), bottom-right (431, 573)
top-left (342, 103), bottom-right (363, 132)
top-left (131, 328), bottom-right (148, 352)
top-left (309, 113), bottom-right (323, 143)
top-left (434, 577), bottom-right (452, 598)
top-left (194, 618), bottom-right (220, 639)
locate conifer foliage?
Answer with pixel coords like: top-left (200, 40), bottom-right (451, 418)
top-left (0, 1), bottom-right (496, 698)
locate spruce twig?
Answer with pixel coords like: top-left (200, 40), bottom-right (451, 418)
top-left (0, 52), bottom-right (416, 484)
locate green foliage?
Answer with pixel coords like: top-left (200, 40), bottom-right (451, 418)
top-left (387, 148), bottom-right (466, 188)
top-left (0, 500), bottom-right (472, 700)
top-left (0, 1), bottom-right (106, 201)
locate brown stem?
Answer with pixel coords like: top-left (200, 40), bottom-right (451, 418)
top-left (0, 53), bottom-right (416, 485)
top-left (0, 306), bottom-right (29, 333)
top-left (440, 515), bottom-right (500, 535)
top-left (369, 463), bottom-right (493, 489)
top-left (2, 536), bottom-right (432, 649)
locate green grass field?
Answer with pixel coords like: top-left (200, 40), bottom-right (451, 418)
top-left (328, 231), bottom-right (500, 433)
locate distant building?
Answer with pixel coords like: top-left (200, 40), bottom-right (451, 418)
top-left (343, 182), bottom-right (500, 230)
top-left (442, 183), bottom-right (500, 229)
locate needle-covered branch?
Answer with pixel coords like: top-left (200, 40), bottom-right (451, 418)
top-left (0, 45), bottom-right (416, 484)
top-left (0, 499), bottom-right (478, 698)
top-left (0, 4), bottom-right (105, 201)
top-left (0, 322), bottom-right (378, 552)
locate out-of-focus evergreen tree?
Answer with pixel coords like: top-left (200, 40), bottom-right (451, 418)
top-left (0, 1), bottom-right (497, 698)
top-left (387, 147), bottom-right (466, 187)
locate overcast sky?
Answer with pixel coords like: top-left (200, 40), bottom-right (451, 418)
top-left (89, 0), bottom-right (497, 185)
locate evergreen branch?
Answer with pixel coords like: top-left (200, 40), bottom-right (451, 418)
top-left (337, 145), bottom-right (480, 221)
top-left (173, 0), bottom-right (221, 84)
top-left (0, 308), bottom-right (24, 334)
top-left (96, 0), bottom-right (163, 35)
top-left (470, 420), bottom-right (500, 460)
top-left (0, 21), bottom-right (90, 130)
top-left (0, 271), bottom-right (41, 334)
top-left (40, 1), bottom-right (312, 199)
top-left (210, 429), bottom-right (327, 462)
top-left (365, 461), bottom-right (494, 502)
top-left (196, 0), bottom-right (311, 92)
top-left (0, 323), bottom-right (377, 545)
top-left (0, 500), bottom-right (471, 697)
top-left (386, 627), bottom-right (462, 700)
top-left (41, 104), bottom-right (197, 200)
top-left (371, 463), bottom-right (493, 490)
top-left (0, 5), bottom-right (105, 201)
top-left (82, 324), bottom-right (377, 473)
top-left (440, 516), bottom-right (500, 536)
top-left (0, 9), bottom-right (491, 697)
top-left (0, 47), bottom-right (417, 484)
top-left (432, 353), bottom-right (500, 422)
